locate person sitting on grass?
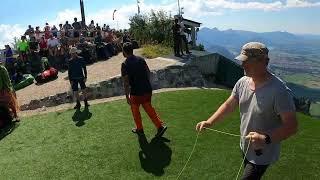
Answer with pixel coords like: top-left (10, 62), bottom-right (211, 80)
top-left (0, 65), bottom-right (20, 122)
top-left (68, 47), bottom-right (89, 109)
top-left (121, 42), bottom-right (167, 137)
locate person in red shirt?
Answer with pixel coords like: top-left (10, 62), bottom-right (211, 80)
top-left (44, 22), bottom-right (51, 40)
top-left (39, 36), bottom-right (48, 57)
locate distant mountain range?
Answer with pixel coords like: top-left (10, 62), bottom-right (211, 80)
top-left (197, 27), bottom-right (320, 59)
top-left (196, 27), bottom-right (320, 103)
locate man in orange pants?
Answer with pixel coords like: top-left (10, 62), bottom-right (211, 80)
top-left (121, 42), bottom-right (167, 137)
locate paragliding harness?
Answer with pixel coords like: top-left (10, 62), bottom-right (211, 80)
top-left (35, 67), bottom-right (58, 83)
top-left (35, 57), bottom-right (58, 83)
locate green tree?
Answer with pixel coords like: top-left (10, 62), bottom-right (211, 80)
top-left (11, 37), bottom-right (20, 50)
top-left (129, 10), bottom-right (173, 47)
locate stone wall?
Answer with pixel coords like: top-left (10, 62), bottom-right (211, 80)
top-left (21, 65), bottom-right (208, 111)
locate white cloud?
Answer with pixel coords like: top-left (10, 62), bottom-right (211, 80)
top-left (286, 0), bottom-right (320, 8)
top-left (48, 9), bottom-right (81, 27)
top-left (181, 0), bottom-right (320, 11)
top-left (1, 0), bottom-right (320, 47)
top-left (0, 24), bottom-right (24, 48)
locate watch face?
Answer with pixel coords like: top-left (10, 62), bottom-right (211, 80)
top-left (265, 135), bottom-right (271, 144)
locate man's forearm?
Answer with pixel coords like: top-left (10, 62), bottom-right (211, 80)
top-left (207, 102), bottom-right (235, 125)
top-left (270, 121), bottom-right (298, 143)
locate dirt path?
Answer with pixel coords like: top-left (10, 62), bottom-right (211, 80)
top-left (16, 49), bottom-right (179, 106)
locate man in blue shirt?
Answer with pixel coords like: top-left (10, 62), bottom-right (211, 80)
top-left (68, 47), bottom-right (89, 109)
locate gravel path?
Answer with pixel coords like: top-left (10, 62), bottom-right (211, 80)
top-left (16, 49), bottom-right (178, 106)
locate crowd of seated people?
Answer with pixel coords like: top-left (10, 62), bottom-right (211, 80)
top-left (2, 17), bottom-right (137, 85)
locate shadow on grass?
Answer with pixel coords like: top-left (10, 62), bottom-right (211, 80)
top-left (0, 122), bottom-right (20, 141)
top-left (0, 106), bottom-right (20, 140)
top-left (72, 107), bottom-right (92, 127)
top-left (138, 135), bottom-right (172, 176)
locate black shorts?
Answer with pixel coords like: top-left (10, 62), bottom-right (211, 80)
top-left (241, 153), bottom-right (269, 180)
top-left (71, 79), bottom-right (86, 91)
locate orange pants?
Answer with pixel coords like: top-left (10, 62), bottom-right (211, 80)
top-left (130, 94), bottom-right (162, 130)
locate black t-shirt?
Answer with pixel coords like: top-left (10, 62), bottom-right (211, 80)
top-left (72, 22), bottom-right (82, 30)
top-left (25, 28), bottom-right (35, 35)
top-left (121, 56), bottom-right (152, 96)
top-left (68, 57), bottom-right (87, 80)
top-left (29, 41), bottom-right (39, 51)
top-left (172, 23), bottom-right (181, 36)
top-left (63, 24), bottom-right (72, 30)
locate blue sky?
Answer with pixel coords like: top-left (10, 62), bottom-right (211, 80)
top-left (1, 0), bottom-right (320, 47)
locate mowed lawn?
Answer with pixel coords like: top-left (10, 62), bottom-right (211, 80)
top-left (0, 90), bottom-right (319, 179)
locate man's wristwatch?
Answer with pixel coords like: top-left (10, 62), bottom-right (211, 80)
top-left (264, 134), bottom-right (271, 144)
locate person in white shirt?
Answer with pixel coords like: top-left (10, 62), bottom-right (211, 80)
top-left (47, 35), bottom-right (60, 57)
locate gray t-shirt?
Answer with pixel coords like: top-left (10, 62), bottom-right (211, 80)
top-left (232, 74), bottom-right (295, 165)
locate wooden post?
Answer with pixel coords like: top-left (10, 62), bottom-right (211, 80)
top-left (80, 0), bottom-right (86, 27)
top-left (191, 27), bottom-right (196, 48)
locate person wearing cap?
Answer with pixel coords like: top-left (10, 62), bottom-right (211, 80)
top-left (68, 47), bottom-right (89, 109)
top-left (121, 42), bottom-right (167, 137)
top-left (196, 42), bottom-right (297, 179)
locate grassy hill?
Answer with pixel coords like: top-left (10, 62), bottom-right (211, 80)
top-left (0, 90), bottom-right (319, 179)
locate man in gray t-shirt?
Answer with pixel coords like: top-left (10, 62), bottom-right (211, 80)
top-left (196, 42), bottom-right (298, 179)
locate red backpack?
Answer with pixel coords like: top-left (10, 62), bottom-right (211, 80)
top-left (36, 67), bottom-right (58, 83)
